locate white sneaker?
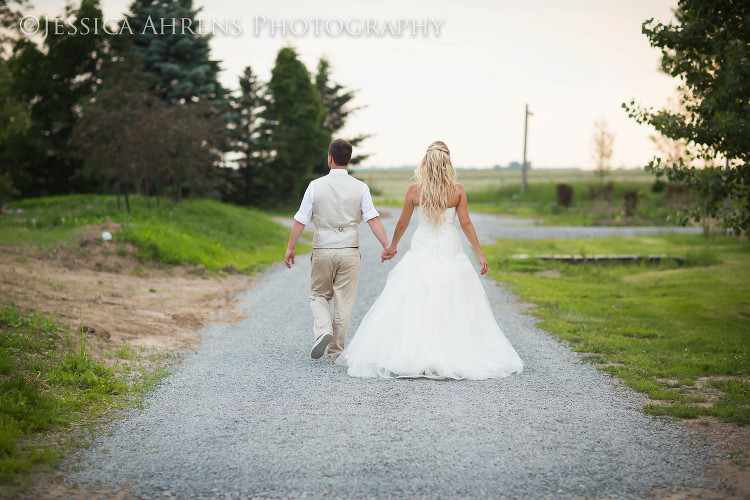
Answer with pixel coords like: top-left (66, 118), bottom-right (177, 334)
top-left (310, 332), bottom-right (333, 359)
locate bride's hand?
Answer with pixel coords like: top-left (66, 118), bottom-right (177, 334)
top-left (478, 254), bottom-right (489, 275)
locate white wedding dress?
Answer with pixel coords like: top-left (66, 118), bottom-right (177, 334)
top-left (336, 206), bottom-right (524, 380)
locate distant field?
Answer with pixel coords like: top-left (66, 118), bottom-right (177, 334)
top-left (356, 168), bottom-right (654, 202)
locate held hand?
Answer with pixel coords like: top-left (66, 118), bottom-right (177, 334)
top-left (478, 254), bottom-right (489, 275)
top-left (381, 245), bottom-right (397, 263)
top-left (284, 248), bottom-right (295, 268)
top-left (380, 248), bottom-right (390, 262)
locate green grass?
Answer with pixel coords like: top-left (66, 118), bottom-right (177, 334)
top-left (1, 195), bottom-right (301, 273)
top-left (0, 303), bottom-right (174, 486)
top-left (485, 233), bottom-right (750, 424)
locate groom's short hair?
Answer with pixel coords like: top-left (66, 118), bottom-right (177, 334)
top-left (329, 139), bottom-right (353, 166)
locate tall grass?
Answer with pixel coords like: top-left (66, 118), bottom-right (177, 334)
top-left (0, 303), bottom-right (171, 485)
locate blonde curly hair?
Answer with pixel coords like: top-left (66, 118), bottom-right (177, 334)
top-left (414, 140), bottom-right (457, 225)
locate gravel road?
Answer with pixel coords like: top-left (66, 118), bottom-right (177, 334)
top-left (68, 209), bottom-right (716, 499)
top-left (425, 208), bottom-right (705, 243)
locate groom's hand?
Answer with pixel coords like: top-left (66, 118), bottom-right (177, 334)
top-left (284, 248), bottom-right (295, 268)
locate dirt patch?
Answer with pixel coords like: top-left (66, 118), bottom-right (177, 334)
top-left (0, 227), bottom-right (266, 499)
top-left (651, 416), bottom-right (750, 499)
top-left (644, 376), bottom-right (746, 410)
top-left (533, 269), bottom-right (562, 278)
top-left (516, 301), bottom-right (538, 312)
top-left (580, 356), bottom-right (749, 499)
top-left (655, 377), bottom-right (750, 498)
top-left (15, 474), bottom-right (135, 500)
top-left (1, 229), bottom-right (256, 352)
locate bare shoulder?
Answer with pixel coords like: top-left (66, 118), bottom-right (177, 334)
top-left (453, 183), bottom-right (466, 204)
top-left (404, 183), bottom-right (420, 205)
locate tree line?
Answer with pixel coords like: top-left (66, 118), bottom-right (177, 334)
top-left (0, 0), bottom-right (368, 210)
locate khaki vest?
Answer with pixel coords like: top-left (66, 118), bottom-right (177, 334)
top-left (312, 173), bottom-right (364, 248)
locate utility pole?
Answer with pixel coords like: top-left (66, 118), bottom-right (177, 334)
top-left (521, 104), bottom-right (532, 195)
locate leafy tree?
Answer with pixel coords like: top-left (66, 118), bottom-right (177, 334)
top-left (126, 0), bottom-right (225, 104)
top-left (72, 58), bottom-right (154, 210)
top-left (315, 57), bottom-right (370, 169)
top-left (648, 89), bottom-right (699, 169)
top-left (73, 57), bottom-right (226, 210)
top-left (590, 116), bottom-right (615, 191)
top-left (0, 58), bottom-right (28, 208)
top-left (267, 47), bottom-right (329, 202)
top-left (624, 0), bottom-right (750, 234)
top-left (0, 0), bottom-right (30, 58)
top-left (0, 61), bottom-right (28, 142)
top-left (160, 100), bottom-right (226, 202)
top-left (5, 0), bottom-right (107, 196)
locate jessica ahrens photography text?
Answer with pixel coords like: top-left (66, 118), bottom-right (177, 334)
top-left (20, 15), bottom-right (445, 38)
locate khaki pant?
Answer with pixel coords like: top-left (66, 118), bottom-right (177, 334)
top-left (309, 248), bottom-right (361, 360)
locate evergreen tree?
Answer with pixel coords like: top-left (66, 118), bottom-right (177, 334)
top-left (267, 47), bottom-right (328, 201)
top-left (624, 0), bottom-right (750, 234)
top-left (225, 66), bottom-right (274, 205)
top-left (314, 57), bottom-right (370, 169)
top-left (126, 0), bottom-right (225, 104)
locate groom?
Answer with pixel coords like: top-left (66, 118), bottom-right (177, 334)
top-left (285, 139), bottom-right (392, 361)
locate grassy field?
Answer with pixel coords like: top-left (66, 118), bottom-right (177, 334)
top-left (358, 168), bottom-right (682, 226)
top-left (0, 303), bottom-right (174, 487)
top-left (485, 233), bottom-right (750, 424)
top-left (359, 168), bottom-right (654, 199)
top-left (2, 195), bottom-right (299, 273)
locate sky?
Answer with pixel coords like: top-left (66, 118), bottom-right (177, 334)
top-left (30, 0), bottom-right (680, 169)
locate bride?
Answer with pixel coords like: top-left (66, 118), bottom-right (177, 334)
top-left (335, 141), bottom-right (524, 380)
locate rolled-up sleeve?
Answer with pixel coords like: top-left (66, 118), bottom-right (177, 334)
top-left (293, 183), bottom-right (314, 225)
top-left (361, 184), bottom-right (379, 222)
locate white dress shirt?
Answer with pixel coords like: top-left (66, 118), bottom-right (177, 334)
top-left (294, 169), bottom-right (380, 225)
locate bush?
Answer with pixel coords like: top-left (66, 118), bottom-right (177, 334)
top-left (0, 172), bottom-right (19, 211)
top-left (623, 190), bottom-right (639, 217)
top-left (651, 179), bottom-right (667, 193)
top-left (556, 184), bottom-right (573, 207)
